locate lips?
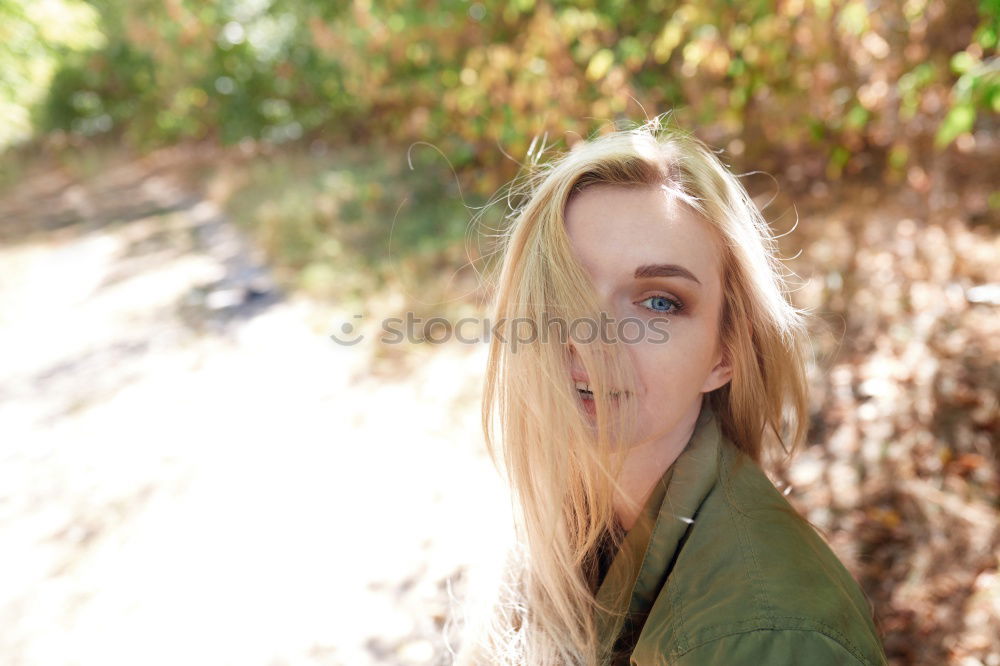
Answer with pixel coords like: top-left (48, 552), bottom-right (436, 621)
top-left (571, 370), bottom-right (630, 401)
top-left (571, 370), bottom-right (593, 400)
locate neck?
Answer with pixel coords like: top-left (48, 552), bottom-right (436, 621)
top-left (613, 398), bottom-right (703, 531)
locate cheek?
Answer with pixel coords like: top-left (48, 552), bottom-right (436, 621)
top-left (632, 328), bottom-right (712, 397)
top-left (630, 341), bottom-right (680, 399)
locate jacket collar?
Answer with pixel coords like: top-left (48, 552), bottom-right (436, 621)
top-left (594, 400), bottom-right (724, 654)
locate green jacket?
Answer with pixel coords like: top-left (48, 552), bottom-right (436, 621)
top-left (594, 402), bottom-right (888, 665)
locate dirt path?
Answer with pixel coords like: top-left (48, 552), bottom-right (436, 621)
top-left (0, 162), bottom-right (506, 666)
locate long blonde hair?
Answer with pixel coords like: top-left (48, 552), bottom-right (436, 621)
top-left (455, 117), bottom-right (811, 665)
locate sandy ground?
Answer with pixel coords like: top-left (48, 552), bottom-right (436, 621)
top-left (0, 189), bottom-right (509, 665)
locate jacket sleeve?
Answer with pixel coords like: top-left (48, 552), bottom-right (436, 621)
top-left (662, 629), bottom-right (877, 666)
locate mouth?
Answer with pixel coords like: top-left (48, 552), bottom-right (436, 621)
top-left (574, 380), bottom-right (632, 412)
top-left (575, 382), bottom-right (628, 400)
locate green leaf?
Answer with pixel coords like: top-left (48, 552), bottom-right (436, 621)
top-left (934, 103), bottom-right (976, 148)
top-left (845, 104), bottom-right (869, 130)
top-left (586, 48), bottom-right (615, 81)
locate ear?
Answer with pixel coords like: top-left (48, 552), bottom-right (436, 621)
top-left (700, 346), bottom-right (733, 393)
top-left (702, 311), bottom-right (749, 393)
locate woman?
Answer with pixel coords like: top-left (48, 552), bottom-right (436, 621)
top-left (456, 118), bottom-right (888, 665)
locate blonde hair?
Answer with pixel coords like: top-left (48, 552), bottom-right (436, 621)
top-left (455, 117), bottom-right (811, 665)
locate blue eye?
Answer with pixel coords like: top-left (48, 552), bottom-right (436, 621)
top-left (639, 296), bottom-right (682, 313)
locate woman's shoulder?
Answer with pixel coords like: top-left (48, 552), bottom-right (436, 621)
top-left (632, 444), bottom-right (888, 665)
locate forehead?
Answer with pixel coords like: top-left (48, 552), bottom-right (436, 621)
top-left (563, 184), bottom-right (722, 284)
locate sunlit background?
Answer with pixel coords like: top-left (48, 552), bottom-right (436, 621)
top-left (0, 1), bottom-right (997, 664)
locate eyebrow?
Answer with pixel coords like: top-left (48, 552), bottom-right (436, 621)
top-left (634, 263), bottom-right (702, 286)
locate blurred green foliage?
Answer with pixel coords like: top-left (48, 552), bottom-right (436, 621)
top-left (221, 144), bottom-right (494, 307)
top-left (0, 0), bottom-right (104, 146)
top-left (1, 0), bottom-right (996, 184)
